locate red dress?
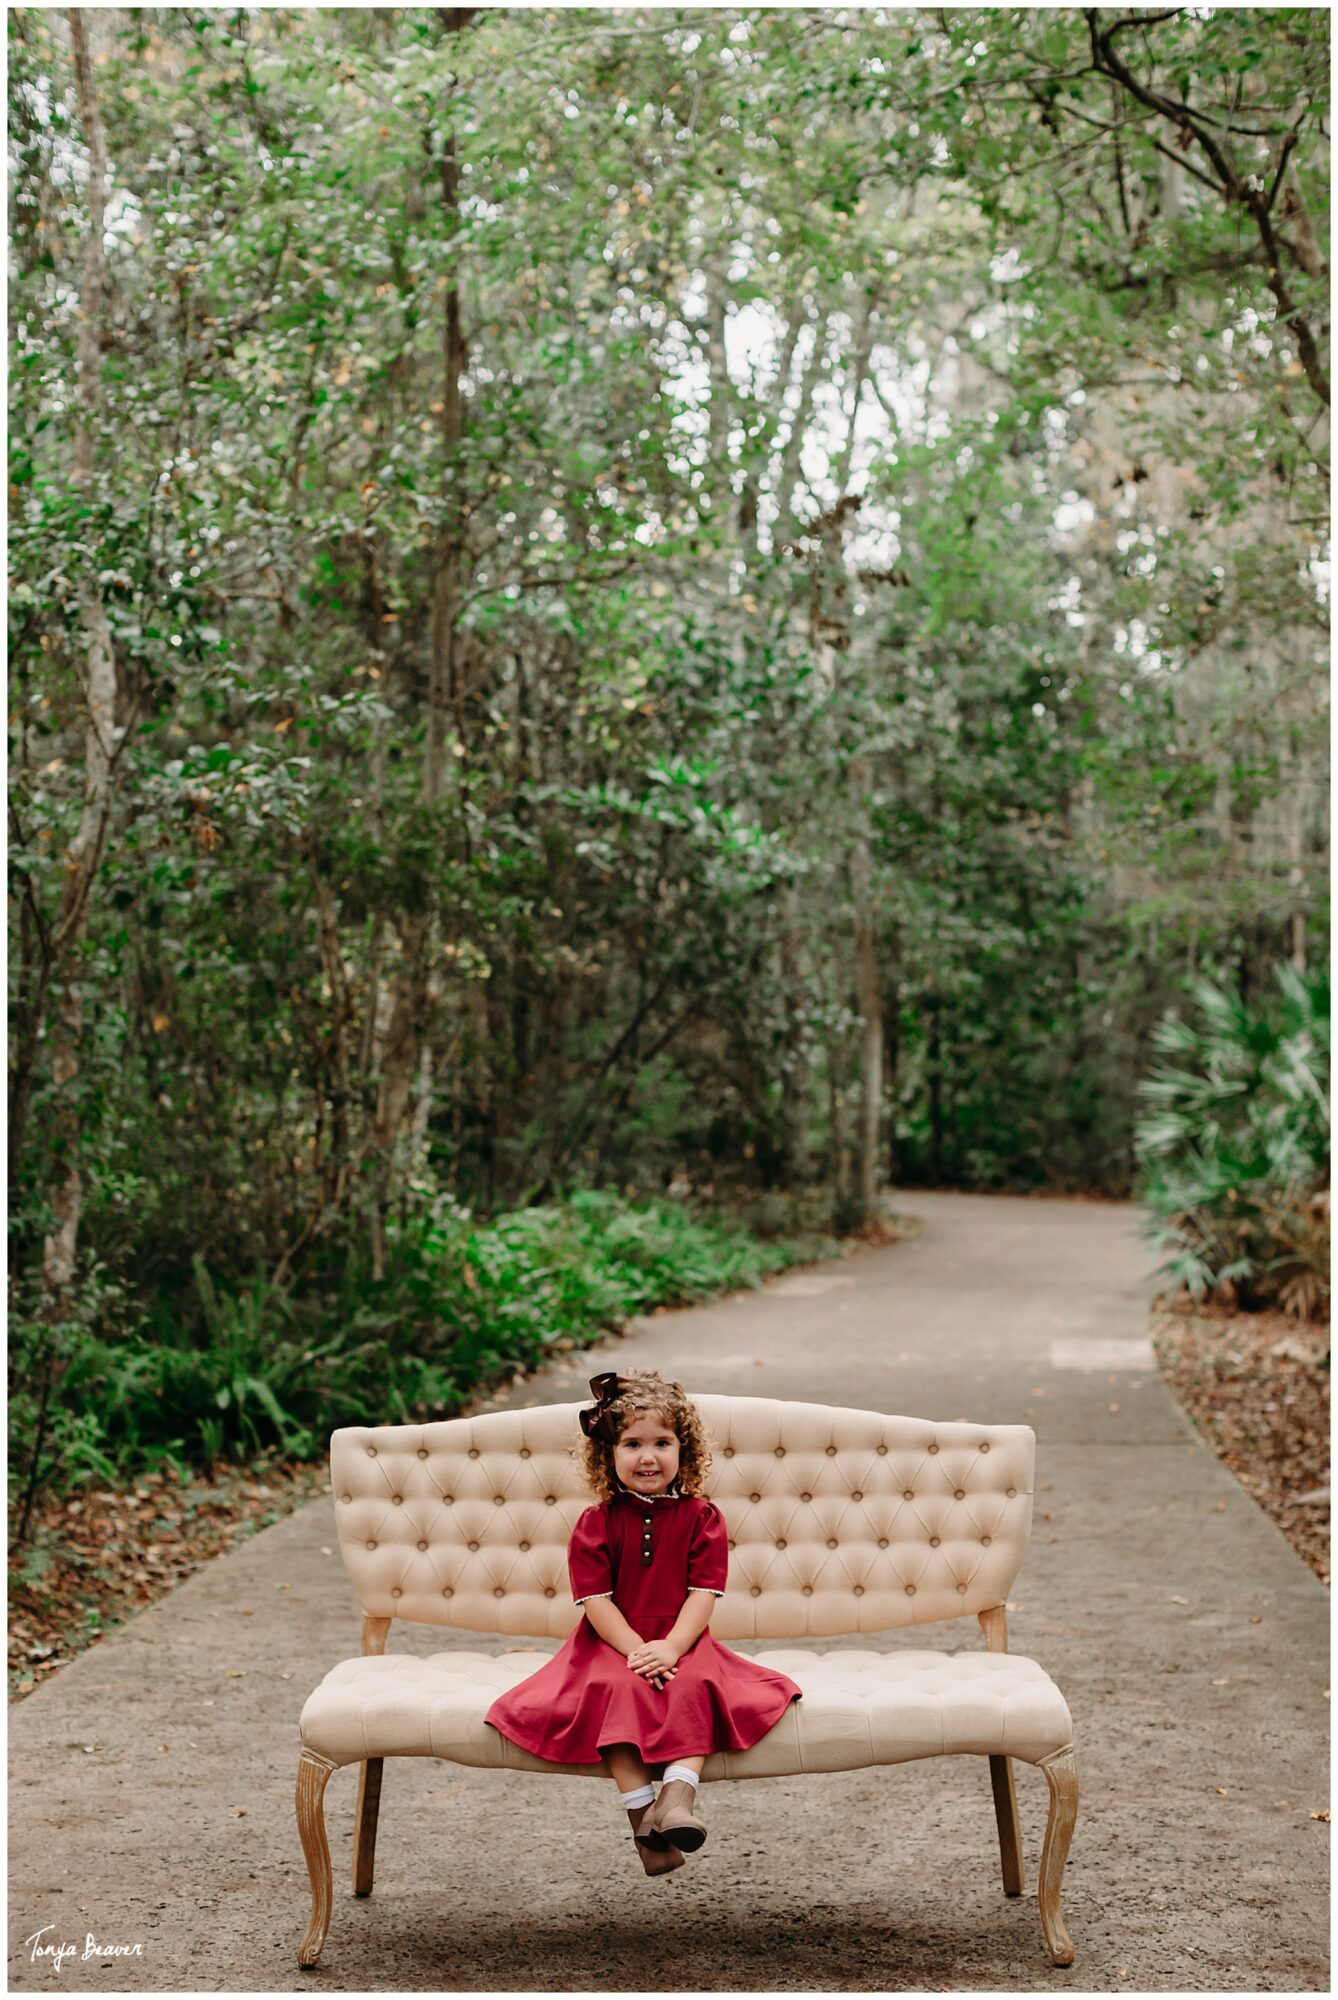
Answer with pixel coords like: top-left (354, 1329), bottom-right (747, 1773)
top-left (484, 1488), bottom-right (802, 1765)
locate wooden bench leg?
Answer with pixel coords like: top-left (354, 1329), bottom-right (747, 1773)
top-left (353, 1757), bottom-right (384, 1897)
top-left (1036, 1745), bottom-right (1079, 1966)
top-left (296, 1750), bottom-right (337, 1969)
top-left (988, 1754), bottom-right (1024, 1895)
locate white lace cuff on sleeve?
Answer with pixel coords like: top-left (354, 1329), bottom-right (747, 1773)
top-left (687, 1586), bottom-right (726, 1596)
top-left (574, 1591), bottom-right (614, 1606)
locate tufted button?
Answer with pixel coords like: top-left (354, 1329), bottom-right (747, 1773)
top-left (544, 1587), bottom-right (555, 1598)
top-left (955, 1489), bottom-right (965, 1501)
top-left (930, 1536), bottom-right (941, 1548)
top-left (442, 1587), bottom-right (453, 1598)
top-left (495, 1494), bottom-right (506, 1505)
top-left (957, 1583), bottom-right (968, 1595)
top-left (417, 1448), bottom-right (428, 1459)
top-left (519, 1448), bottom-right (531, 1459)
top-left (545, 1495), bottom-right (556, 1505)
top-left (519, 1540), bottom-right (530, 1552)
top-left (749, 1492), bottom-right (761, 1503)
top-left (877, 1444), bottom-right (888, 1455)
top-left (903, 1490), bottom-right (915, 1501)
top-left (775, 1538), bottom-right (787, 1550)
top-left (905, 1584), bottom-right (916, 1596)
top-left (468, 1448), bottom-right (480, 1460)
top-left (825, 1446), bottom-right (837, 1457)
top-left (727, 1539), bottom-right (736, 1550)
top-left (494, 1587), bottom-right (505, 1599)
top-left (342, 1494), bottom-right (352, 1504)
top-left (927, 1443), bottom-right (939, 1455)
top-left (981, 1536), bottom-right (992, 1547)
top-left (392, 1495), bottom-right (403, 1506)
top-left (1007, 1487), bottom-right (1017, 1498)
top-left (774, 1447), bottom-right (785, 1457)
top-left (468, 1540), bottom-right (479, 1552)
top-left (852, 1490), bottom-right (863, 1502)
top-left (979, 1442), bottom-right (990, 1453)
top-left (417, 1540), bottom-right (428, 1552)
top-left (723, 1447), bottom-right (734, 1458)
top-left (854, 1585), bottom-right (864, 1597)
top-left (444, 1495), bottom-right (454, 1505)
top-left (750, 1586), bottom-right (761, 1597)
top-left (827, 1538), bottom-right (838, 1549)
top-left (367, 1447), bottom-right (377, 1458)
top-left (800, 1492), bottom-right (812, 1503)
top-left (391, 1587), bottom-right (402, 1599)
top-left (802, 1585), bottom-right (813, 1597)
top-left (366, 1540), bottom-right (377, 1550)
top-left (878, 1537), bottom-right (889, 1549)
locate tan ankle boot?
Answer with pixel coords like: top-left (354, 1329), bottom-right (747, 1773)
top-left (646, 1778), bottom-right (708, 1853)
top-left (627, 1801), bottom-right (685, 1877)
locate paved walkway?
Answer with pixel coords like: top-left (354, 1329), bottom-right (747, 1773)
top-left (9, 1193), bottom-right (1329, 1991)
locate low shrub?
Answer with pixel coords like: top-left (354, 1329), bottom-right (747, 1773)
top-left (9, 1189), bottom-right (830, 1522)
top-left (1135, 965), bottom-right (1330, 1320)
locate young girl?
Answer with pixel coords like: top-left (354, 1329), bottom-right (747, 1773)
top-left (484, 1369), bottom-right (802, 1876)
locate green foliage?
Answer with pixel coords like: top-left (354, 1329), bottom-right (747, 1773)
top-left (8, 1191), bottom-right (828, 1502)
top-left (7, 4), bottom-right (1329, 1524)
top-left (1135, 968), bottom-right (1330, 1318)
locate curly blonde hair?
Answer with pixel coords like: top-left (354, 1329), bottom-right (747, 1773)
top-left (580, 1370), bottom-right (713, 1502)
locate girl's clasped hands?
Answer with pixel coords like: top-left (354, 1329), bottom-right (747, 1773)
top-left (627, 1639), bottom-right (679, 1689)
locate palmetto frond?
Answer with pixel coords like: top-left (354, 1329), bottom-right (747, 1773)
top-left (1135, 967), bottom-right (1330, 1321)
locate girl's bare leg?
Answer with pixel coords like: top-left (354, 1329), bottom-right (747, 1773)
top-left (603, 1745), bottom-right (653, 1792)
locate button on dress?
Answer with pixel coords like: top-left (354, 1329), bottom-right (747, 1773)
top-left (484, 1489), bottom-right (802, 1765)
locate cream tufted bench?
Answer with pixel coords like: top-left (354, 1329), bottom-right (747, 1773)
top-left (295, 1397), bottom-right (1079, 1968)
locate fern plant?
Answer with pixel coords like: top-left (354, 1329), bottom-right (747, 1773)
top-left (1135, 965), bottom-right (1330, 1319)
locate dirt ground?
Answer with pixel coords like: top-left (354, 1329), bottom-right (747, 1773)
top-left (8, 1192), bottom-right (1330, 1992)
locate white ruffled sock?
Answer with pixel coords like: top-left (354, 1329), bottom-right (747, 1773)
top-left (661, 1763), bottom-right (700, 1792)
top-left (617, 1783), bottom-right (656, 1813)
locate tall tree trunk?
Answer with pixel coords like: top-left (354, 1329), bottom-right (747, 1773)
top-left (777, 318), bottom-right (828, 531)
top-left (927, 997), bottom-right (945, 1183)
top-left (813, 315), bottom-right (885, 1229)
top-left (849, 781), bottom-right (884, 1223)
top-left (42, 7), bottom-right (118, 1309)
top-left (827, 1029), bottom-right (850, 1226)
top-left (18, 8), bottom-right (119, 1543)
top-left (777, 886), bottom-right (809, 1181)
top-left (368, 6), bottom-right (475, 1275)
top-left (1289, 738), bottom-right (1310, 972)
top-left (704, 243), bottom-right (732, 517)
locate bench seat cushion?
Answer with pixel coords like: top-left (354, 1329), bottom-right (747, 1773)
top-left (299, 1646), bottom-right (1073, 1775)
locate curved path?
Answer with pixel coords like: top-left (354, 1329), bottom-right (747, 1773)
top-left (9, 1193), bottom-right (1329, 1990)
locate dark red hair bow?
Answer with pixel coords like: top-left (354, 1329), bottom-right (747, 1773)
top-left (579, 1372), bottom-right (631, 1442)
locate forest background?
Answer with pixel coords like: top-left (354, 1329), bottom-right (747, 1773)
top-left (8, 4), bottom-right (1330, 1575)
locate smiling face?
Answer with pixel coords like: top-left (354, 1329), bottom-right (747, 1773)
top-left (613, 1410), bottom-right (682, 1496)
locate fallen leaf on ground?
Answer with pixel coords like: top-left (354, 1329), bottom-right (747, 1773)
top-left (1151, 1304), bottom-right (1328, 1588)
top-left (9, 1455), bottom-right (329, 1702)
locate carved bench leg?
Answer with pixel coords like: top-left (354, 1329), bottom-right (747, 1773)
top-left (296, 1750), bottom-right (338, 1969)
top-left (988, 1754), bottom-right (1024, 1895)
top-left (353, 1757), bottom-right (384, 1897)
top-left (1036, 1746), bottom-right (1079, 1966)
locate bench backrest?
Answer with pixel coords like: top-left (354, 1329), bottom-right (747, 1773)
top-left (330, 1396), bottom-right (1035, 1640)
